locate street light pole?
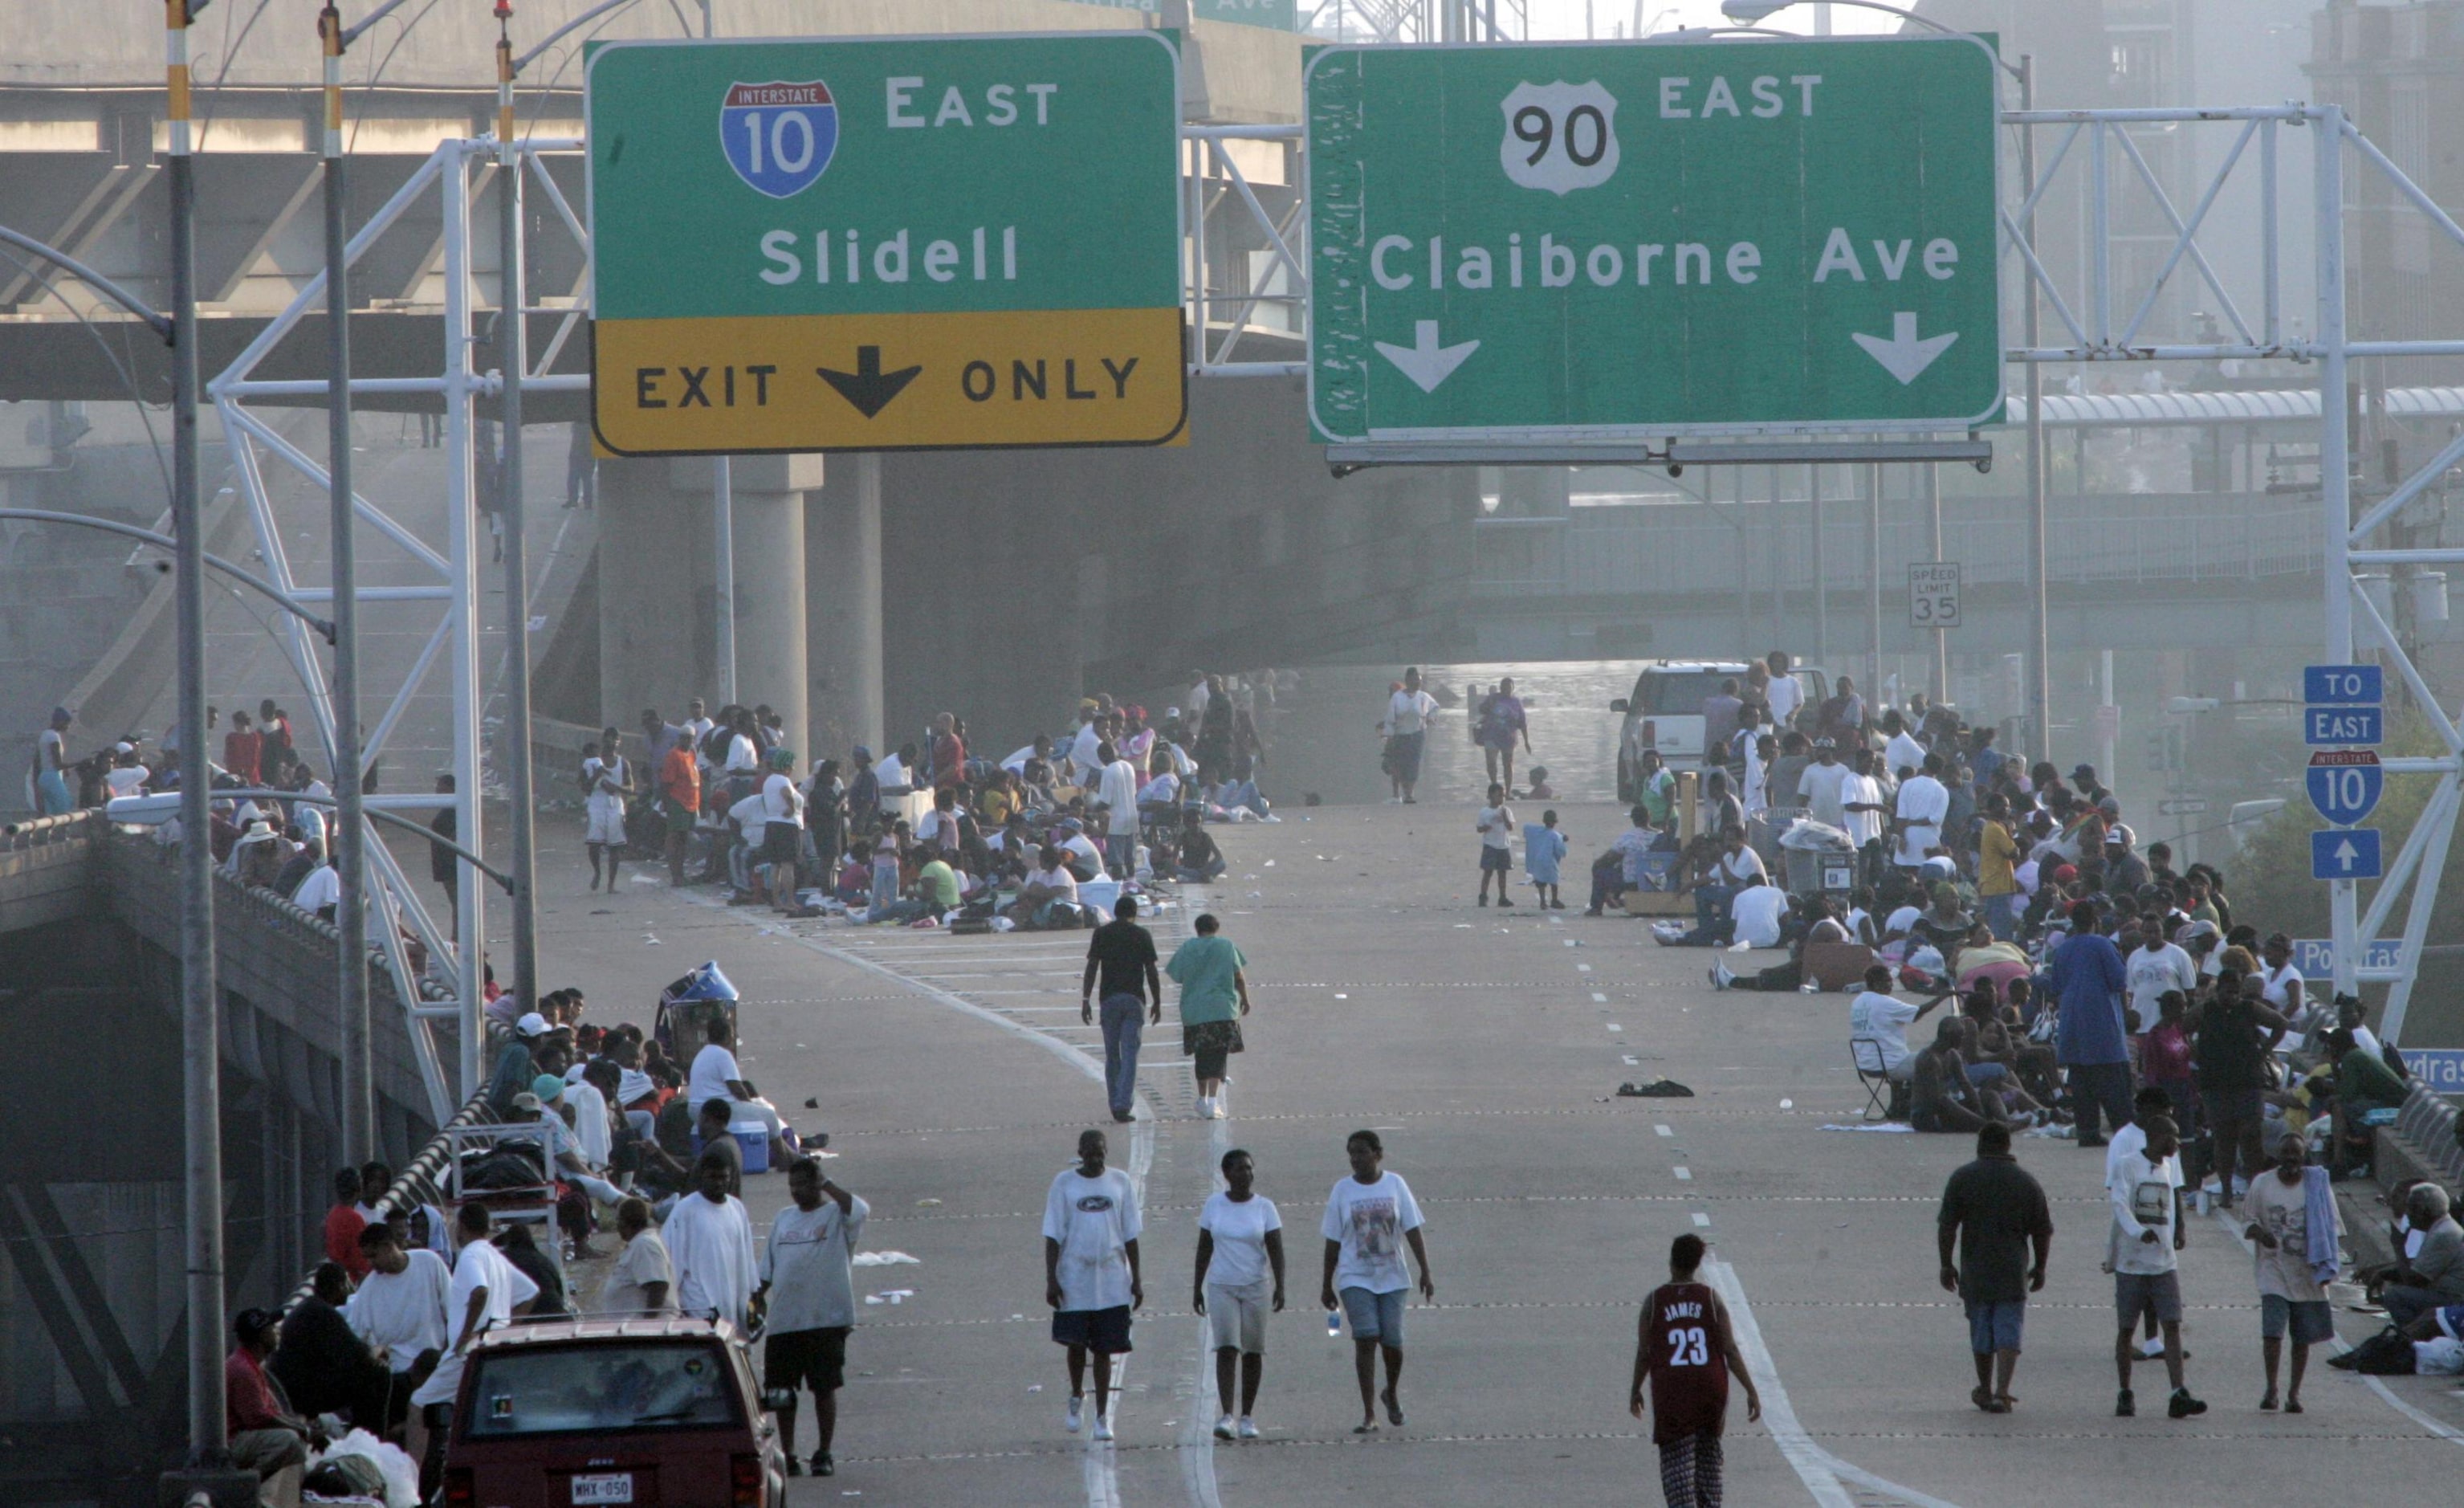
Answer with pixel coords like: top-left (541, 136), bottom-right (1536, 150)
top-left (1865, 462), bottom-right (1883, 700)
top-left (496, 2), bottom-right (541, 1026)
top-left (168, 0), bottom-right (227, 1472)
top-left (2020, 55), bottom-right (2053, 765)
top-left (1925, 459), bottom-right (1946, 701)
top-left (703, 0), bottom-right (737, 707)
top-left (320, 2), bottom-right (373, 1164)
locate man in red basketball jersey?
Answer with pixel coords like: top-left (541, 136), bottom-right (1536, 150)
top-left (1629, 1233), bottom-right (1761, 1508)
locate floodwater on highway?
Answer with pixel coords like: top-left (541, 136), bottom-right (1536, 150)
top-left (1248, 661), bottom-right (1651, 811)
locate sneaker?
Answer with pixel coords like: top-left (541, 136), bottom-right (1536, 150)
top-left (1212, 1098), bottom-right (1228, 1120)
top-left (1214, 1414), bottom-right (1236, 1440)
top-left (1195, 1096), bottom-right (1214, 1120)
top-left (1497, 895), bottom-right (1514, 907)
top-left (1066, 1396), bottom-right (1084, 1433)
top-left (2115, 1388), bottom-right (2134, 1417)
top-left (1710, 961), bottom-right (1733, 991)
top-left (1093, 1413), bottom-right (1115, 1442)
top-left (2168, 1388), bottom-right (2207, 1419)
top-left (1477, 895), bottom-right (1489, 907)
top-left (812, 1452), bottom-right (834, 1477)
top-left (1237, 1416), bottom-right (1260, 1439)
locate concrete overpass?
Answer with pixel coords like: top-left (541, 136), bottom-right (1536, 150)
top-left (0, 813), bottom-right (448, 1507)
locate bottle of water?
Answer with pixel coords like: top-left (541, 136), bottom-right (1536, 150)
top-left (1326, 1306), bottom-right (1342, 1339)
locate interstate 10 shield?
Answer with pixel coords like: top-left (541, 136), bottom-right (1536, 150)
top-left (719, 80), bottom-right (837, 199)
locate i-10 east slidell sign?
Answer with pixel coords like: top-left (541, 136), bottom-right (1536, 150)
top-left (1305, 36), bottom-right (2005, 443)
top-left (587, 32), bottom-right (1186, 454)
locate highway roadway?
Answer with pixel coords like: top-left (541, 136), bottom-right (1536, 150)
top-left (516, 797), bottom-right (2464, 1507)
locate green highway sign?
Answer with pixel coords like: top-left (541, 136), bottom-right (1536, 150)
top-left (587, 32), bottom-right (1186, 454)
top-left (1305, 37), bottom-right (2004, 444)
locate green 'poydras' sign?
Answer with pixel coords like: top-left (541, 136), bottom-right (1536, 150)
top-left (1305, 36), bottom-right (2004, 444)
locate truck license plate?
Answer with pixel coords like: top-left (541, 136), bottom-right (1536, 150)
top-left (570, 1473), bottom-right (633, 1505)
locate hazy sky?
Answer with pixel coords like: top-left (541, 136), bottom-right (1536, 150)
top-left (1520, 0), bottom-right (1900, 39)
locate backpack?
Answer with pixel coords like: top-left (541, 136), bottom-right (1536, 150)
top-left (2335, 1325), bottom-right (2416, 1375)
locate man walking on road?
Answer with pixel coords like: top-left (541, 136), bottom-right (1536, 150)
top-left (759, 1158), bottom-right (869, 1477)
top-left (1937, 1122), bottom-right (2053, 1412)
top-left (1320, 1130), bottom-right (1435, 1433)
top-left (1630, 1233), bottom-right (1759, 1508)
top-left (1083, 896), bottom-right (1163, 1123)
top-left (2243, 1129), bottom-right (2341, 1413)
top-left (1044, 1129), bottom-right (1143, 1442)
top-left (2110, 1115), bottom-right (2205, 1419)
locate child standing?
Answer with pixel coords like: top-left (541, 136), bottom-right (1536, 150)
top-left (1523, 809), bottom-right (1568, 910)
top-left (1476, 783), bottom-right (1516, 907)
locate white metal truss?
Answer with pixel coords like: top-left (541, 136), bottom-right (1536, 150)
top-left (205, 137), bottom-right (588, 1122)
top-left (2000, 102), bottom-right (2464, 1041)
top-left (1183, 124), bottom-right (1308, 378)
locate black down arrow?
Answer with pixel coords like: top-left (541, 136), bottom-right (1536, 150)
top-left (816, 345), bottom-right (922, 418)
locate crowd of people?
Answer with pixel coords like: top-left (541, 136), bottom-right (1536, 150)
top-left (564, 672), bottom-right (1280, 931)
top-left (230, 987), bottom-right (868, 1491)
top-left (21, 697), bottom-right (389, 927)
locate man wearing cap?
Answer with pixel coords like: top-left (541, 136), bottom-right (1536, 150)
top-left (486, 1013), bottom-right (555, 1118)
top-left (103, 740), bottom-right (149, 800)
top-left (658, 725), bottom-right (701, 886)
top-left (512, 1081), bottom-right (626, 1254)
top-left (227, 1306), bottom-right (322, 1477)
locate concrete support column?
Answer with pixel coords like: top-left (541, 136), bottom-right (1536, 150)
top-left (696, 455), bottom-right (816, 761)
top-left (597, 454), bottom-right (711, 728)
top-left (806, 454), bottom-right (882, 762)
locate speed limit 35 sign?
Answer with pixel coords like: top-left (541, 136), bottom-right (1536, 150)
top-left (1908, 561), bottom-right (1961, 628)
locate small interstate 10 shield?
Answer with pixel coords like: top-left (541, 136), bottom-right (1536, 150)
top-left (720, 80), bottom-right (838, 199)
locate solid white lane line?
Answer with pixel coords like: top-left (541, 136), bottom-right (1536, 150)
top-left (1705, 1258), bottom-right (1969, 1508)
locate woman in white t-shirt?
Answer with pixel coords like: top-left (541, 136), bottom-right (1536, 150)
top-left (1194, 1149), bottom-right (1285, 1441)
top-left (582, 726), bottom-right (633, 891)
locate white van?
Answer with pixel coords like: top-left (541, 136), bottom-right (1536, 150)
top-left (1611, 660), bottom-right (1832, 798)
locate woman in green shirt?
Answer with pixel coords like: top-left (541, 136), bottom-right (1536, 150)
top-left (1167, 913), bottom-right (1252, 1121)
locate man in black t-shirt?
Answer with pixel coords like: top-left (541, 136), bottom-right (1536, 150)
top-left (1081, 896), bottom-right (1163, 1123)
top-left (1937, 1121), bottom-right (2053, 1414)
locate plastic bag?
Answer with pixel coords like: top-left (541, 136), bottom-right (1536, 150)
top-left (312, 1429), bottom-right (419, 1508)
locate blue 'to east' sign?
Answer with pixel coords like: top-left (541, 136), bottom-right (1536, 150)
top-left (2304, 664), bottom-right (2381, 705)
